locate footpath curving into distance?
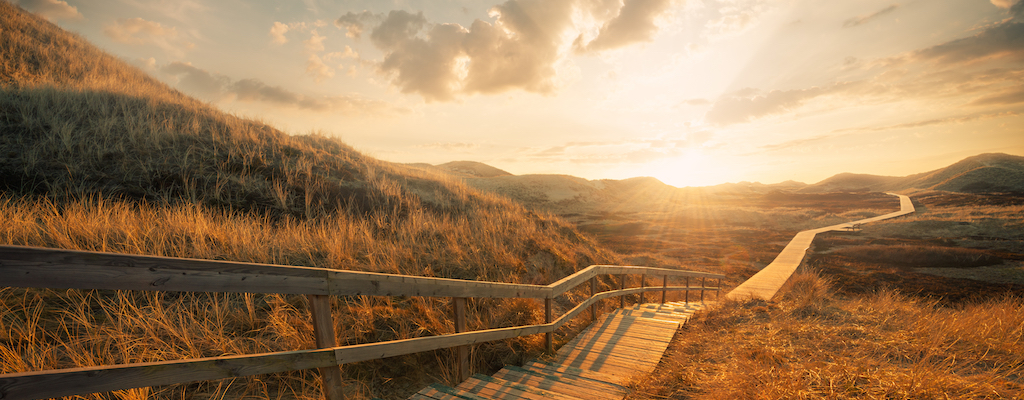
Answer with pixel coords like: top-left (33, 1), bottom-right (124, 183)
top-left (726, 193), bottom-right (915, 300)
top-left (407, 193), bottom-right (914, 400)
top-left (409, 302), bottom-right (708, 400)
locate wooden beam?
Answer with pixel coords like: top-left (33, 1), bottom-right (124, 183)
top-left (307, 295), bottom-right (344, 400)
top-left (452, 298), bottom-right (470, 383)
top-left (0, 349), bottom-right (338, 400)
top-left (545, 298), bottom-right (553, 354)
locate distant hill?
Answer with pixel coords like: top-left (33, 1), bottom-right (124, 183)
top-left (800, 153), bottom-right (1024, 193)
top-left (437, 161), bottom-right (513, 178)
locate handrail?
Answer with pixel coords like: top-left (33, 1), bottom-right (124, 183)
top-left (0, 245), bottom-right (722, 298)
top-left (0, 245), bottom-right (725, 399)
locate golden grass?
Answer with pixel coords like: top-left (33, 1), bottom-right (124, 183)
top-left (628, 269), bottom-right (1024, 399)
top-left (0, 3), bottom-right (627, 397)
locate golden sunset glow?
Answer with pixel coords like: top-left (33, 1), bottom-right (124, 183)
top-left (22, 0), bottom-right (1024, 186)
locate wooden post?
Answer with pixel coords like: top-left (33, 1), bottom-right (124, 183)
top-left (717, 278), bottom-right (722, 300)
top-left (590, 277), bottom-right (597, 321)
top-left (545, 298), bottom-right (553, 354)
top-left (639, 274), bottom-right (646, 304)
top-left (685, 277), bottom-right (690, 303)
top-left (453, 297), bottom-right (470, 383)
top-left (700, 277), bottom-right (706, 302)
top-left (661, 275), bottom-right (667, 304)
top-left (619, 274), bottom-right (626, 309)
top-left (306, 295), bottom-right (344, 400)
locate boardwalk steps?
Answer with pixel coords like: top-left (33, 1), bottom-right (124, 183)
top-left (408, 301), bottom-right (708, 399)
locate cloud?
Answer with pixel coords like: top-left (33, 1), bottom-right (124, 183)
top-left (335, 10), bottom-right (379, 39)
top-left (912, 21), bottom-right (1024, 64)
top-left (269, 21), bottom-right (289, 44)
top-left (342, 0), bottom-right (678, 101)
top-left (969, 87), bottom-right (1024, 105)
top-left (159, 61), bottom-right (398, 115)
top-left (578, 0), bottom-right (673, 52)
top-left (704, 0), bottom-right (770, 39)
top-left (16, 0), bottom-right (82, 21)
top-left (160, 61), bottom-right (230, 99)
top-left (843, 4), bottom-right (899, 28)
top-left (705, 85), bottom-right (844, 125)
top-left (103, 17), bottom-right (194, 55)
top-left (306, 54), bottom-right (334, 82)
top-left (305, 30), bottom-right (326, 52)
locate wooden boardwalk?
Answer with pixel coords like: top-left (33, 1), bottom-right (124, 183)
top-left (408, 302), bottom-right (707, 400)
top-left (726, 193), bottom-right (915, 300)
top-left (406, 193), bottom-right (914, 399)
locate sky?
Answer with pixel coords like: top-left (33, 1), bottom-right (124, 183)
top-left (17, 0), bottom-right (1024, 187)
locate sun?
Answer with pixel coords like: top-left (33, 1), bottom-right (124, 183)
top-left (648, 149), bottom-right (736, 188)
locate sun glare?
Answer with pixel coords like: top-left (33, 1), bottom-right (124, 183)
top-left (649, 149), bottom-right (735, 188)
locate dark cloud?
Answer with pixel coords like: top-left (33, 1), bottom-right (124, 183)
top-left (843, 4), bottom-right (899, 28)
top-left (160, 62), bottom-right (230, 99)
top-left (913, 21), bottom-right (1024, 64)
top-left (335, 10), bottom-right (380, 39)
top-left (969, 87), bottom-right (1024, 105)
top-left (161, 62), bottom-right (397, 115)
top-left (578, 0), bottom-right (673, 52)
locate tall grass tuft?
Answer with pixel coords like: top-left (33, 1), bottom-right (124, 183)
top-left (629, 268), bottom-right (1024, 399)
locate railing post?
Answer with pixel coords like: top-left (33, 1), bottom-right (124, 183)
top-left (685, 277), bottom-right (690, 303)
top-left (590, 276), bottom-right (597, 321)
top-left (453, 297), bottom-right (470, 383)
top-left (639, 274), bottom-right (646, 304)
top-left (717, 278), bottom-right (721, 300)
top-left (545, 298), bottom-right (553, 354)
top-left (661, 275), bottom-right (667, 304)
top-left (306, 295), bottom-right (344, 400)
top-left (619, 274), bottom-right (626, 309)
top-left (701, 277), bottom-right (706, 303)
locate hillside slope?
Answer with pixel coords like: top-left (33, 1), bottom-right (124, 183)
top-left (0, 3), bottom-right (616, 398)
top-left (800, 153), bottom-right (1024, 193)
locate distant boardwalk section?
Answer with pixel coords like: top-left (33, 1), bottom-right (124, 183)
top-left (726, 193), bottom-right (915, 300)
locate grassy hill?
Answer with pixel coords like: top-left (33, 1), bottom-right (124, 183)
top-left (0, 2), bottom-right (618, 398)
top-left (799, 153), bottom-right (1024, 193)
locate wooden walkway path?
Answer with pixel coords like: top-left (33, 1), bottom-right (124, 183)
top-left (407, 193), bottom-right (914, 399)
top-left (726, 193), bottom-right (915, 300)
top-left (408, 302), bottom-right (707, 400)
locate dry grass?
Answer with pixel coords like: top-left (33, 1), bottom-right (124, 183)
top-left (829, 245), bottom-right (1002, 268)
top-left (0, 3), bottom-right (624, 398)
top-left (628, 269), bottom-right (1024, 399)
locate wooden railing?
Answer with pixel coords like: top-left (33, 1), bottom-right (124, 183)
top-left (0, 245), bottom-right (724, 399)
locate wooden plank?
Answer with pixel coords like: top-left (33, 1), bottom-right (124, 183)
top-left (417, 383), bottom-right (488, 400)
top-left (522, 361), bottom-right (623, 385)
top-left (0, 245), bottom-right (330, 295)
top-left (491, 368), bottom-right (621, 400)
top-left (456, 375), bottom-right (583, 400)
top-left (307, 295), bottom-right (344, 400)
top-left (557, 352), bottom-right (662, 371)
top-left (453, 297), bottom-right (470, 383)
top-left (558, 337), bottom-right (670, 356)
top-left (0, 246), bottom-right (720, 300)
top-left (0, 348), bottom-right (338, 400)
top-left (502, 366), bottom-right (628, 396)
top-left (328, 270), bottom-right (549, 298)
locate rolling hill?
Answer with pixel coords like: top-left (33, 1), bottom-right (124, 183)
top-left (0, 3), bottom-right (616, 397)
top-left (799, 153), bottom-right (1024, 193)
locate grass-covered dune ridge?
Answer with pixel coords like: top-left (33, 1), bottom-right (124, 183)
top-left (0, 2), bottom-right (620, 398)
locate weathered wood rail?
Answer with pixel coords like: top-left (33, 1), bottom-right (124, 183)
top-left (0, 245), bottom-right (724, 399)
